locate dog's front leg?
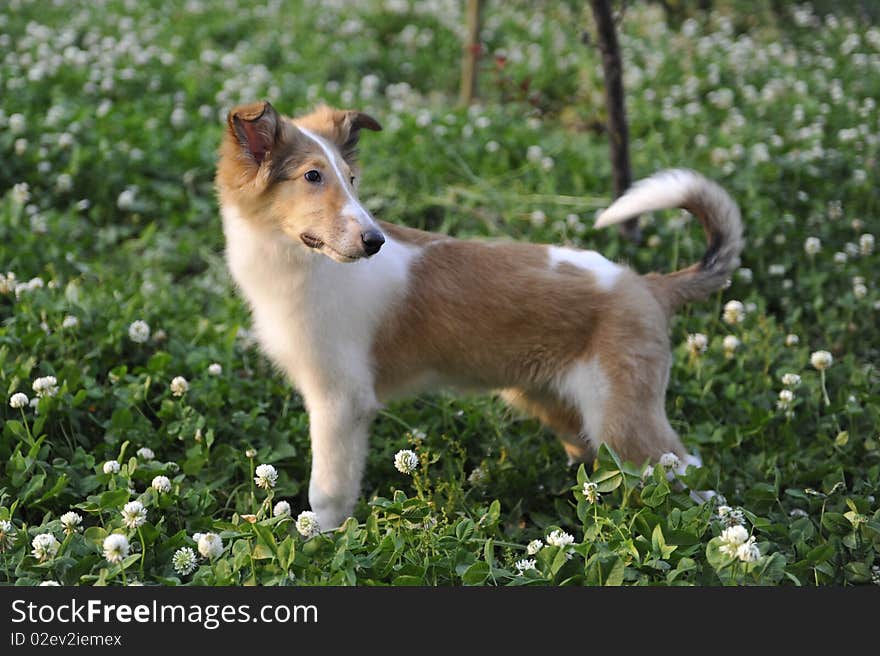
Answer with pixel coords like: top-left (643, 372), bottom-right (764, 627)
top-left (305, 395), bottom-right (376, 531)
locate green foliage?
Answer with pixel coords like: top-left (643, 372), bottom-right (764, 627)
top-left (0, 1), bottom-right (878, 586)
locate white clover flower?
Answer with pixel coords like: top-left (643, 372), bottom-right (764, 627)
top-left (0, 271), bottom-right (17, 295)
top-left (529, 210), bottom-right (546, 228)
top-left (151, 475), bottom-right (171, 493)
top-left (117, 188), bottom-right (137, 211)
top-left (860, 233), bottom-right (875, 256)
top-left (39, 580), bottom-right (61, 586)
top-left (777, 389), bottom-right (795, 410)
top-left (56, 173), bottom-right (73, 192)
top-left (545, 529), bottom-right (575, 548)
top-left (393, 449), bottom-right (419, 475)
top-left (9, 392), bottom-right (28, 409)
top-left (170, 107), bottom-right (186, 129)
top-left (12, 183), bottom-right (31, 207)
top-left (782, 373), bottom-right (801, 387)
top-left (768, 264), bottom-right (786, 276)
top-left (735, 537), bottom-right (760, 562)
top-left (103, 533), bottom-right (130, 564)
top-left (526, 539), bottom-right (543, 555)
top-left (467, 466), bottom-right (487, 486)
top-left (722, 300), bottom-right (745, 325)
top-left (121, 501), bottom-right (147, 529)
top-left (32, 533), bottom-right (60, 561)
top-left (172, 546), bottom-right (198, 575)
top-left (515, 558), bottom-right (537, 573)
top-left (197, 532), bottom-right (224, 559)
top-left (273, 500), bottom-right (291, 517)
top-left (722, 335), bottom-right (740, 357)
top-left (170, 376), bottom-right (189, 397)
top-left (785, 334), bottom-right (800, 347)
top-left (245, 448), bottom-right (258, 459)
top-left (718, 524), bottom-right (749, 558)
top-left (810, 350), bottom-right (833, 371)
top-left (32, 375), bottom-right (59, 398)
top-left (853, 283), bottom-right (867, 299)
top-left (60, 511), bottom-right (82, 534)
top-left (526, 144), bottom-right (543, 162)
top-left (61, 315), bottom-right (79, 329)
top-left (207, 363), bottom-right (222, 376)
top-left (582, 481), bottom-right (600, 504)
top-left (136, 447), bottom-right (155, 461)
top-left (804, 236), bottom-right (822, 256)
top-left (659, 452), bottom-right (681, 471)
top-left (0, 520), bottom-right (16, 552)
top-left (254, 463), bottom-right (278, 489)
top-left (485, 140), bottom-right (500, 153)
top-left (686, 333), bottom-right (708, 356)
top-left (736, 268), bottom-right (753, 283)
top-left (295, 511), bottom-right (321, 538)
top-left (102, 460), bottom-right (120, 475)
top-left (128, 320), bottom-right (150, 343)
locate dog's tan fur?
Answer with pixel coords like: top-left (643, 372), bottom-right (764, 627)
top-left (216, 101), bottom-right (743, 528)
top-left (372, 225), bottom-right (678, 464)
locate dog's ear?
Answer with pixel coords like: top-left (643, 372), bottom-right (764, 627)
top-left (337, 110), bottom-right (382, 164)
top-left (227, 101), bottom-right (283, 166)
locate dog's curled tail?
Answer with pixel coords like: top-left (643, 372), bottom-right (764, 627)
top-left (595, 169), bottom-right (744, 314)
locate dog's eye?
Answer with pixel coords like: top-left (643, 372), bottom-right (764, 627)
top-left (304, 170), bottom-right (322, 183)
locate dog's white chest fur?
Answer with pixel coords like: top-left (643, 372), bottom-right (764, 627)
top-left (222, 204), bottom-right (416, 406)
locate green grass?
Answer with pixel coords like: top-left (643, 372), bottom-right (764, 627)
top-left (1, 0), bottom-right (878, 586)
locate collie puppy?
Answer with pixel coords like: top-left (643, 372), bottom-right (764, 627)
top-left (216, 101), bottom-right (743, 530)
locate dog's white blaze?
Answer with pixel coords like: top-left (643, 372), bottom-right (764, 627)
top-left (548, 246), bottom-right (622, 291)
top-left (298, 126), bottom-right (376, 231)
top-left (556, 358), bottom-right (610, 446)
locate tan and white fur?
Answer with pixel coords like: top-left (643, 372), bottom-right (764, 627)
top-left (216, 101), bottom-right (744, 530)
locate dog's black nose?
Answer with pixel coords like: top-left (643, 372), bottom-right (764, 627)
top-left (361, 229), bottom-right (385, 256)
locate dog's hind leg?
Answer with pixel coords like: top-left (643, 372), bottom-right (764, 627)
top-left (555, 355), bottom-right (691, 470)
top-left (499, 388), bottom-right (594, 465)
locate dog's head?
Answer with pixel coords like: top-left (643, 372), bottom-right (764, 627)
top-left (217, 101), bottom-right (384, 262)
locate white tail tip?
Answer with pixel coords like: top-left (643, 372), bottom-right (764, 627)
top-left (595, 169), bottom-right (702, 228)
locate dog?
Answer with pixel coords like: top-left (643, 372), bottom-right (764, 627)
top-left (215, 101), bottom-right (743, 530)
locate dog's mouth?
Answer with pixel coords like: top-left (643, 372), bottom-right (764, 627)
top-left (300, 233), bottom-right (360, 263)
top-left (300, 233), bottom-right (324, 250)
